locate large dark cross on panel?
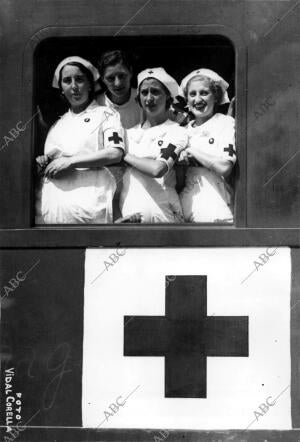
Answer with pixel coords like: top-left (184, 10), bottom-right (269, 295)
top-left (124, 275), bottom-right (248, 398)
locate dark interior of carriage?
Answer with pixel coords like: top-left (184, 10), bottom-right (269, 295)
top-left (34, 35), bottom-right (236, 224)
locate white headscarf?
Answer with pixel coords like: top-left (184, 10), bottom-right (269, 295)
top-left (137, 67), bottom-right (181, 99)
top-left (180, 68), bottom-right (230, 105)
top-left (52, 56), bottom-right (100, 89)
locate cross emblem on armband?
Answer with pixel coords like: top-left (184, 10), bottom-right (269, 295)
top-left (108, 132), bottom-right (123, 144)
top-left (160, 143), bottom-right (178, 161)
top-left (224, 144), bottom-right (235, 157)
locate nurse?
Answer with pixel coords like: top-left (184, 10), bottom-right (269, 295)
top-left (179, 68), bottom-right (236, 223)
top-left (120, 67), bottom-right (188, 223)
top-left (96, 50), bottom-right (142, 220)
top-left (96, 50), bottom-right (141, 129)
top-left (35, 56), bottom-right (125, 224)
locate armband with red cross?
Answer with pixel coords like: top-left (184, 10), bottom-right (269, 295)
top-left (157, 143), bottom-right (179, 171)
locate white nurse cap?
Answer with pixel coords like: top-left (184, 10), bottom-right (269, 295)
top-left (180, 68), bottom-right (230, 104)
top-left (137, 67), bottom-right (181, 99)
top-left (52, 56), bottom-right (100, 88)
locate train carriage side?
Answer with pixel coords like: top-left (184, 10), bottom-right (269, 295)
top-left (0, 1), bottom-right (300, 442)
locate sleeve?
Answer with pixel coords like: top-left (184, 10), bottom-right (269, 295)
top-left (219, 116), bottom-right (236, 164)
top-left (189, 116), bottom-right (236, 165)
top-left (156, 125), bottom-right (188, 171)
top-left (101, 109), bottom-right (125, 153)
top-left (44, 121), bottom-right (63, 158)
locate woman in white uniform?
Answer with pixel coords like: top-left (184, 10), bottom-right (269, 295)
top-left (179, 68), bottom-right (236, 223)
top-left (35, 56), bottom-right (125, 224)
top-left (120, 67), bottom-right (188, 223)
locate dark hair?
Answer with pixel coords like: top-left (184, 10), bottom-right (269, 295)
top-left (136, 78), bottom-right (173, 110)
top-left (184, 75), bottom-right (224, 107)
top-left (98, 50), bottom-right (133, 77)
top-left (58, 62), bottom-right (95, 99)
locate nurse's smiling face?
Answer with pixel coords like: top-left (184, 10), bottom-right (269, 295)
top-left (139, 78), bottom-right (168, 120)
top-left (187, 77), bottom-right (216, 122)
top-left (60, 64), bottom-right (91, 112)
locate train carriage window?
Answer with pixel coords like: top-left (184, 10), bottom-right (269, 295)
top-left (34, 35), bottom-right (235, 226)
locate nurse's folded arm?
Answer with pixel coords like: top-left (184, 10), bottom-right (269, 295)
top-left (187, 146), bottom-right (233, 178)
top-left (44, 146), bottom-right (124, 177)
top-left (124, 153), bottom-right (168, 178)
top-left (124, 136), bottom-right (187, 178)
top-left (68, 146), bottom-right (124, 168)
top-left (44, 156), bottom-right (72, 178)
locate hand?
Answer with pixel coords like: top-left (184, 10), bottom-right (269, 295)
top-left (185, 147), bottom-right (196, 158)
top-left (114, 212), bottom-right (142, 223)
top-left (44, 156), bottom-right (73, 178)
top-left (184, 148), bottom-right (204, 167)
top-left (173, 142), bottom-right (188, 156)
top-left (227, 96), bottom-right (235, 117)
top-left (36, 155), bottom-right (49, 168)
top-left (36, 155), bottom-right (50, 176)
top-left (178, 150), bottom-right (190, 165)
